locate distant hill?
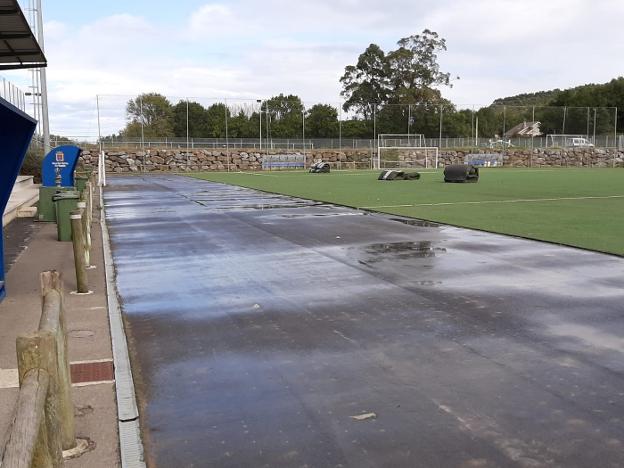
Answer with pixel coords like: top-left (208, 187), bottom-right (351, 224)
top-left (493, 89), bottom-right (561, 106)
top-left (492, 77), bottom-right (624, 110)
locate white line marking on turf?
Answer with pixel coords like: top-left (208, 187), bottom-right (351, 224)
top-left (361, 194), bottom-right (624, 209)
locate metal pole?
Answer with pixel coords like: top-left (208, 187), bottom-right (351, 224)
top-left (139, 96), bottom-right (145, 151)
top-left (186, 99), bottom-right (189, 150)
top-left (531, 106), bottom-right (535, 151)
top-left (471, 106), bottom-right (474, 143)
top-left (586, 107), bottom-right (590, 138)
top-left (502, 106), bottom-right (506, 138)
top-left (224, 99), bottom-right (229, 171)
top-left (96, 95), bottom-right (106, 187)
top-left (265, 102), bottom-right (268, 157)
top-left (302, 106), bottom-right (306, 168)
top-left (614, 107), bottom-right (618, 149)
top-left (258, 100), bottom-right (262, 150)
top-left (407, 104), bottom-right (411, 136)
top-left (438, 105), bottom-right (443, 147)
top-left (373, 104), bottom-right (378, 169)
top-left (562, 106), bottom-right (567, 134)
top-left (35, 0), bottom-right (50, 155)
top-left (593, 108), bottom-right (597, 144)
top-left (338, 106), bottom-right (342, 150)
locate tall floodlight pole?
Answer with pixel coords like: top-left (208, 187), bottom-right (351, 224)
top-left (438, 105), bottom-right (443, 149)
top-left (35, 0), bottom-right (50, 155)
top-left (96, 95), bottom-right (106, 186)
top-left (186, 99), bottom-right (189, 149)
top-left (373, 104), bottom-right (377, 168)
top-left (471, 106), bottom-right (474, 143)
top-left (257, 99), bottom-right (262, 150)
top-left (139, 96), bottom-right (145, 150)
top-left (339, 106), bottom-right (342, 150)
top-left (224, 98), bottom-right (229, 172)
top-left (302, 106), bottom-right (306, 167)
top-left (614, 107), bottom-right (618, 149)
top-left (265, 102), bottom-right (269, 157)
top-left (502, 106), bottom-right (507, 138)
top-left (531, 106), bottom-right (535, 151)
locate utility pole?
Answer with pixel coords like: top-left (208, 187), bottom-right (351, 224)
top-left (35, 0), bottom-right (50, 155)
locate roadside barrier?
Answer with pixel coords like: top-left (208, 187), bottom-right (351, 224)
top-left (1, 271), bottom-right (77, 467)
top-left (70, 211), bottom-right (89, 294)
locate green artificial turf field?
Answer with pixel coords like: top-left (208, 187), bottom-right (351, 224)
top-left (190, 168), bottom-right (624, 256)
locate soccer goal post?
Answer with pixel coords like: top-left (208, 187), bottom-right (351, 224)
top-left (377, 134), bottom-right (438, 169)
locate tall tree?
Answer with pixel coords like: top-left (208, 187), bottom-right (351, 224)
top-left (386, 30), bottom-right (452, 104)
top-left (305, 104), bottom-right (338, 138)
top-left (124, 93), bottom-right (174, 138)
top-left (172, 100), bottom-right (208, 137)
top-left (340, 44), bottom-right (389, 119)
top-left (264, 94), bottom-right (305, 138)
top-left (340, 31), bottom-right (454, 136)
top-left (204, 103), bottom-right (229, 138)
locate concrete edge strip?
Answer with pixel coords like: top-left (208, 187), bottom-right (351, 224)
top-left (99, 186), bottom-right (147, 468)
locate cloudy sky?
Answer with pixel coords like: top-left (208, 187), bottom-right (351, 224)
top-left (5, 0), bottom-right (624, 137)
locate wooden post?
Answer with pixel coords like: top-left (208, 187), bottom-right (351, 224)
top-left (77, 201), bottom-right (91, 267)
top-left (70, 210), bottom-right (89, 293)
top-left (85, 181), bottom-right (93, 226)
top-left (2, 369), bottom-right (53, 468)
top-left (15, 332), bottom-right (64, 467)
top-left (38, 272), bottom-right (76, 451)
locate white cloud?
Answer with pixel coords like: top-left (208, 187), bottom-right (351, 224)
top-left (4, 0), bottom-right (622, 136)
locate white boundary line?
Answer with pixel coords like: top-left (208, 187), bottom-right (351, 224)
top-left (361, 194), bottom-right (624, 209)
top-left (70, 358), bottom-right (113, 365)
top-left (72, 380), bottom-right (115, 388)
top-left (100, 186), bottom-right (147, 468)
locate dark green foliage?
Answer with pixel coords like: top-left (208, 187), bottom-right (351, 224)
top-left (306, 104), bottom-right (338, 138)
top-left (114, 72), bottom-right (622, 141)
top-left (19, 146), bottom-right (44, 182)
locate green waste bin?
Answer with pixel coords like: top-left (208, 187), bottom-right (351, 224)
top-left (75, 176), bottom-right (89, 193)
top-left (53, 191), bottom-right (80, 241)
top-left (38, 186), bottom-right (75, 222)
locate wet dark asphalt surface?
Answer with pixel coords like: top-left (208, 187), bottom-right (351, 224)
top-left (2, 217), bottom-right (38, 274)
top-left (105, 175), bottom-right (624, 468)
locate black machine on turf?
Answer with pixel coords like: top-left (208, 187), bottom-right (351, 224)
top-left (309, 161), bottom-right (331, 173)
top-left (378, 170), bottom-right (421, 181)
top-left (443, 164), bottom-right (479, 183)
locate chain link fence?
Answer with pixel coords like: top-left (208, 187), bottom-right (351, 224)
top-left (45, 94), bottom-right (623, 151)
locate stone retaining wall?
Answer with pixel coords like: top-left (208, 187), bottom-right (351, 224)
top-left (78, 148), bottom-right (624, 172)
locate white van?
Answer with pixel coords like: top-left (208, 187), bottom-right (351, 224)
top-left (569, 137), bottom-right (594, 147)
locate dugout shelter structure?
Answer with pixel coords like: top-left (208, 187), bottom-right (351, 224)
top-left (0, 0), bottom-right (47, 300)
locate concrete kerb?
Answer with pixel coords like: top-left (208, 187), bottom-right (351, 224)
top-left (98, 186), bottom-right (146, 468)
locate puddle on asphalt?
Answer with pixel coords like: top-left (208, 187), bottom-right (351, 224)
top-left (359, 241), bottom-right (447, 264)
top-left (390, 218), bottom-right (440, 228)
top-left (194, 201), bottom-right (321, 210)
top-left (279, 212), bottom-right (364, 219)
